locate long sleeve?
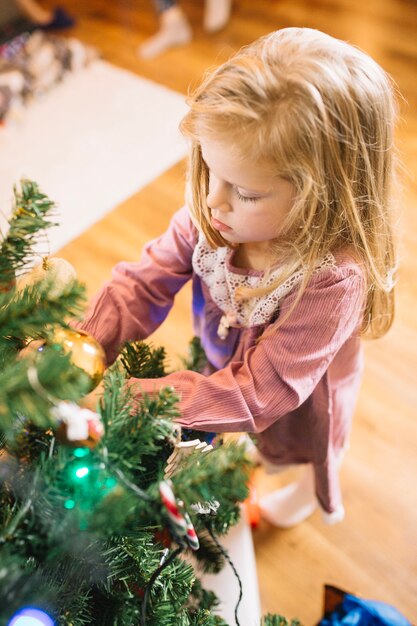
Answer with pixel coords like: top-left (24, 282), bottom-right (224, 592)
top-left (133, 262), bottom-right (365, 433)
top-left (78, 206), bottom-right (197, 363)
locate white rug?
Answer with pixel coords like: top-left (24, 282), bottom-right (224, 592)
top-left (0, 59), bottom-right (188, 252)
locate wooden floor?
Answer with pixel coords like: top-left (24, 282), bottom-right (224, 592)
top-left (45, 0), bottom-right (417, 623)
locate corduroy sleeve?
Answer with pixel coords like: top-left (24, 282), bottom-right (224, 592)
top-left (132, 263), bottom-right (365, 433)
top-left (76, 206), bottom-right (197, 364)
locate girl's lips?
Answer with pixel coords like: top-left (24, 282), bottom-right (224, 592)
top-left (211, 217), bottom-right (232, 232)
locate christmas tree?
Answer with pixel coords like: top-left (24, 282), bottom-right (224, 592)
top-left (0, 181), bottom-right (298, 626)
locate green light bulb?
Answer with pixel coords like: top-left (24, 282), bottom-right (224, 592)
top-left (75, 466), bottom-right (89, 479)
top-left (73, 447), bottom-right (90, 458)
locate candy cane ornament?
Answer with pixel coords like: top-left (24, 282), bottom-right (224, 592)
top-left (159, 480), bottom-right (199, 551)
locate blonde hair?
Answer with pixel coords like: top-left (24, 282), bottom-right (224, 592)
top-left (180, 27), bottom-right (399, 338)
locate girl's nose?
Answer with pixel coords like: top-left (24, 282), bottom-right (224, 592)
top-left (207, 178), bottom-right (231, 212)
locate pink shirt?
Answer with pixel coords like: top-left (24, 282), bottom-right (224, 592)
top-left (79, 206), bottom-right (365, 514)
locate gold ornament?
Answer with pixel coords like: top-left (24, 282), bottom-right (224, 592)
top-left (16, 256), bottom-right (77, 298)
top-left (49, 327), bottom-right (106, 391)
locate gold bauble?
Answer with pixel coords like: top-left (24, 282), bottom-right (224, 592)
top-left (16, 256), bottom-right (76, 298)
top-left (49, 327), bottom-right (106, 391)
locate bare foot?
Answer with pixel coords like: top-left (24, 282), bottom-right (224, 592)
top-left (139, 6), bottom-right (192, 59)
top-left (259, 465), bottom-right (318, 528)
top-left (204, 0), bottom-right (232, 33)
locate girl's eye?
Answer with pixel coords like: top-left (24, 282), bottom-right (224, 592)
top-left (234, 188), bottom-right (260, 203)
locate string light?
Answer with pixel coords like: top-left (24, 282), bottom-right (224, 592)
top-left (8, 608), bottom-right (54, 626)
top-left (73, 447), bottom-right (90, 458)
top-left (74, 466), bottom-right (89, 479)
top-left (60, 449), bottom-right (119, 513)
top-left (67, 456), bottom-right (93, 483)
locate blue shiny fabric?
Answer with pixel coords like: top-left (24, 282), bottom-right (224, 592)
top-left (319, 594), bottom-right (411, 626)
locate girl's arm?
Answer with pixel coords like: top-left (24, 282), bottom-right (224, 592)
top-left (131, 262), bottom-right (365, 433)
top-left (77, 206), bottom-right (197, 364)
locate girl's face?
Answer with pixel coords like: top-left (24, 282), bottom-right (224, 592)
top-left (201, 138), bottom-right (296, 250)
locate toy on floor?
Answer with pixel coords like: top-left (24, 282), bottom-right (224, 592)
top-left (0, 29), bottom-right (96, 122)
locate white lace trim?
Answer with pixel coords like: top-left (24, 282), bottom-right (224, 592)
top-left (192, 235), bottom-right (336, 328)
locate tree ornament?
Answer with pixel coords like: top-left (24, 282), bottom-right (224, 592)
top-left (48, 327), bottom-right (106, 391)
top-left (190, 499), bottom-right (220, 516)
top-left (153, 526), bottom-right (173, 549)
top-left (183, 511), bottom-right (200, 551)
top-left (164, 438), bottom-right (213, 480)
top-left (128, 582), bottom-right (145, 598)
top-left (16, 256), bottom-right (77, 298)
top-left (159, 479), bottom-right (187, 535)
top-left (159, 479), bottom-right (199, 550)
top-left (51, 400), bottom-right (104, 448)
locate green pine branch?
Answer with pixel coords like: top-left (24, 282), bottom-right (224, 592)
top-left (120, 340), bottom-right (168, 379)
top-left (180, 337), bottom-right (208, 373)
top-left (99, 364), bottom-right (179, 487)
top-left (261, 617), bottom-right (303, 626)
top-left (120, 336), bottom-right (208, 379)
top-left (188, 528), bottom-right (225, 575)
top-left (0, 180), bottom-right (58, 288)
top-left (0, 279), bottom-right (86, 345)
top-left (0, 350), bottom-right (91, 440)
top-left (171, 444), bottom-right (251, 535)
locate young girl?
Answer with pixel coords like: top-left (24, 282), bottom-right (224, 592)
top-left (79, 27), bottom-right (398, 527)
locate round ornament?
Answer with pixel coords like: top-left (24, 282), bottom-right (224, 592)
top-left (48, 327), bottom-right (106, 391)
top-left (16, 256), bottom-right (76, 298)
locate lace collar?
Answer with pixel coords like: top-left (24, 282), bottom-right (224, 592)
top-left (192, 234), bottom-right (336, 329)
